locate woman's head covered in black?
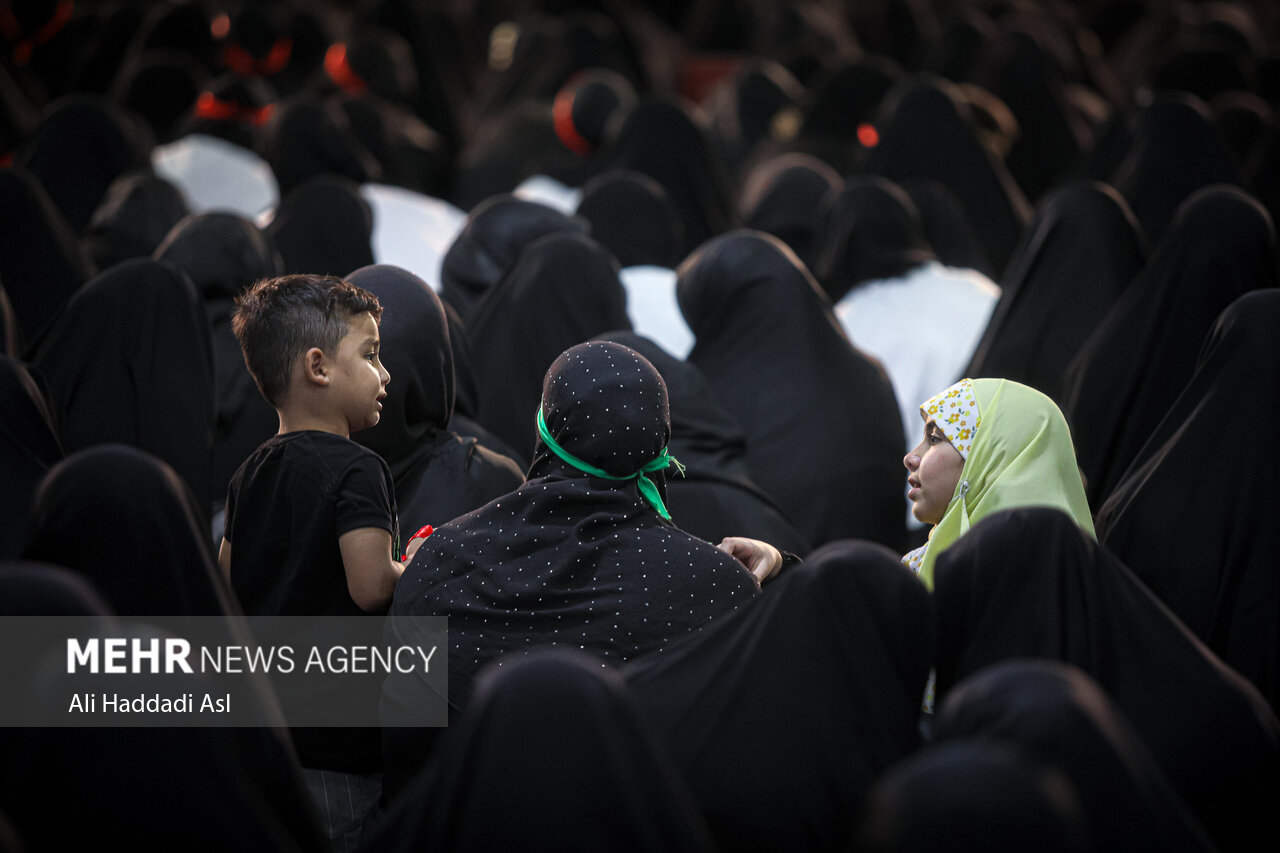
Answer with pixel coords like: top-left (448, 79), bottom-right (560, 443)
top-left (533, 340), bottom-right (671, 483)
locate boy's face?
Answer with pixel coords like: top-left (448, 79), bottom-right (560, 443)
top-left (331, 311), bottom-right (390, 434)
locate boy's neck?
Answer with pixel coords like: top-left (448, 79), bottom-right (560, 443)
top-left (276, 408), bottom-right (350, 439)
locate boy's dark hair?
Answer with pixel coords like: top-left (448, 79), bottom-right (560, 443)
top-left (232, 273), bottom-right (382, 407)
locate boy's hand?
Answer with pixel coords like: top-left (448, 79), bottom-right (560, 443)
top-left (401, 524), bottom-right (433, 562)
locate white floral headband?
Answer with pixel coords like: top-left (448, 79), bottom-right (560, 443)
top-left (920, 377), bottom-right (981, 460)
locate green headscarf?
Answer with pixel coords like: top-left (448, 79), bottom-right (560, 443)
top-left (536, 405), bottom-right (684, 520)
top-left (908, 378), bottom-right (1095, 589)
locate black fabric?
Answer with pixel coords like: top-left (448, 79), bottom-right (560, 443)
top-left (450, 99), bottom-right (591, 213)
top-left (1194, 3), bottom-right (1266, 59)
top-left (738, 152), bottom-right (842, 275)
top-left (0, 558), bottom-right (324, 853)
top-left (753, 3), bottom-right (852, 86)
top-left (1150, 44), bottom-right (1250, 108)
top-left (970, 19), bottom-right (1093, 202)
top-left (20, 443), bottom-right (238, 625)
top-left (1213, 91), bottom-right (1270, 168)
top-left (388, 340), bottom-right (758, 711)
top-left (466, 231), bottom-right (632, 462)
top-left (130, 0), bottom-right (217, 73)
top-left (900, 177), bottom-right (994, 278)
top-left (625, 540), bottom-right (933, 853)
top-left (2, 668), bottom-right (323, 853)
top-left (153, 211), bottom-right (283, 497)
top-left (219, 5), bottom-right (328, 100)
top-left (367, 649), bottom-right (715, 853)
top-left (850, 0), bottom-right (939, 70)
top-left (1247, 121), bottom-right (1280, 230)
top-left (333, 91), bottom-right (449, 196)
top-left (438, 193), bottom-right (587, 321)
top-left (260, 94), bottom-right (376, 197)
top-left (813, 175), bottom-right (935, 303)
top-left (933, 660), bottom-right (1217, 853)
top-left (439, 297), bottom-right (527, 468)
top-left (595, 330), bottom-right (810, 556)
top-left (14, 443), bottom-right (332, 841)
top-left (266, 174), bottom-right (375, 278)
top-left (1061, 185), bottom-right (1278, 507)
top-left (29, 257), bottom-right (216, 514)
top-left (352, 0), bottom-right (466, 153)
top-left (225, 431), bottom-right (397, 619)
top-left (15, 94), bottom-right (152, 234)
top-left (0, 1), bottom-right (101, 108)
top-left (679, 0), bottom-right (770, 53)
top-left (1097, 289), bottom-right (1280, 711)
top-left (863, 74), bottom-right (1032, 279)
top-left (0, 284), bottom-right (17, 359)
top-left (794, 57), bottom-right (901, 175)
top-left (932, 507), bottom-right (1280, 853)
top-left (175, 74), bottom-right (278, 151)
top-left (225, 429), bottom-right (396, 774)
top-left (967, 180), bottom-right (1148, 404)
top-left (703, 59), bottom-right (804, 179)
top-left (83, 170), bottom-right (189, 270)
top-left (678, 230), bottom-right (905, 550)
top-left (0, 563), bottom-right (325, 850)
top-left (442, 299), bottom-right (478, 421)
top-left (558, 68), bottom-right (638, 153)
top-left (20, 444), bottom-right (222, 616)
top-left (601, 94), bottom-right (736, 258)
top-left (855, 740), bottom-right (1088, 853)
top-left (0, 25), bottom-right (41, 151)
top-left (333, 27), bottom-right (420, 107)
top-left (465, 9), bottom-right (642, 126)
top-left (0, 560), bottom-right (111, 616)
top-left (346, 264), bottom-right (524, 535)
top-left (798, 57), bottom-right (901, 142)
top-left (67, 6), bottom-right (148, 101)
top-left (113, 51), bottom-right (207, 145)
top-left (1108, 92), bottom-right (1241, 245)
top-left (0, 355), bottom-right (62, 559)
top-left (0, 164), bottom-right (94, 349)
top-left (576, 169), bottom-right (683, 269)
top-left (447, 411), bottom-right (525, 473)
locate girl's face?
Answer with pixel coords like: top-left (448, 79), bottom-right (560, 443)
top-left (904, 418), bottom-right (965, 526)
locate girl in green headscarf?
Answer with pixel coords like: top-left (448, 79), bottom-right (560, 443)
top-left (902, 378), bottom-right (1095, 589)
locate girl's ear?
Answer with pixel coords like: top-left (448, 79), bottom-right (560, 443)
top-left (303, 347), bottom-right (329, 386)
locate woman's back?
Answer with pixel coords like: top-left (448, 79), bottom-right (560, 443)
top-left (679, 230), bottom-right (906, 551)
top-left (385, 342), bottom-right (759, 793)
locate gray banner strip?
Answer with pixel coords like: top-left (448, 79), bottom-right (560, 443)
top-left (0, 616), bottom-right (448, 728)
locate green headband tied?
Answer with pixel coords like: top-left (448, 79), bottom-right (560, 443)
top-left (536, 406), bottom-right (684, 519)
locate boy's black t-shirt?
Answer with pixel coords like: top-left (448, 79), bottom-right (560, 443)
top-left (224, 430), bottom-right (398, 774)
top-left (225, 430), bottom-right (399, 617)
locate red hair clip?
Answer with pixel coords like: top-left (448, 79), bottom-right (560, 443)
top-left (324, 43), bottom-right (368, 94)
top-left (195, 92), bottom-right (276, 126)
top-left (220, 36), bottom-right (293, 77)
top-left (401, 524), bottom-right (433, 561)
top-left (552, 87), bottom-right (593, 157)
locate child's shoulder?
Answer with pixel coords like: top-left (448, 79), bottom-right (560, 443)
top-left (272, 429), bottom-right (364, 454)
top-left (240, 430), bottom-right (387, 480)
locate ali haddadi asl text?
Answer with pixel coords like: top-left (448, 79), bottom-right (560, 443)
top-left (67, 692), bottom-right (231, 714)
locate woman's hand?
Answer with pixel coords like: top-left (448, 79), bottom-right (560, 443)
top-left (717, 536), bottom-right (784, 586)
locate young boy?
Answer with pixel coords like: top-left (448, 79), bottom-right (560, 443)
top-left (218, 273), bottom-right (409, 616)
top-left (216, 273), bottom-right (424, 839)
